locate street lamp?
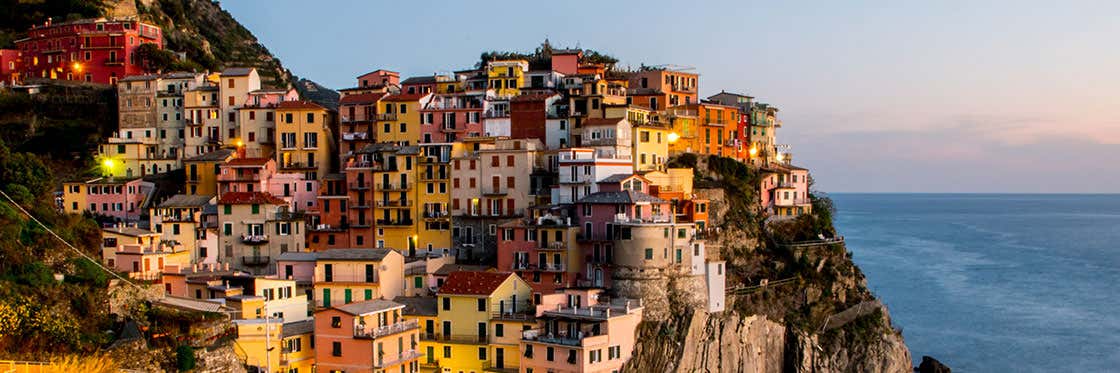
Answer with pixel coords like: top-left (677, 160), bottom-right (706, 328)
top-left (667, 132), bottom-right (680, 144)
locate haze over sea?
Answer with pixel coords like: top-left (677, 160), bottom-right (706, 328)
top-left (832, 194), bottom-right (1120, 372)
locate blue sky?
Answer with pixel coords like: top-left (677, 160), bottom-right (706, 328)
top-left (224, 1), bottom-right (1119, 193)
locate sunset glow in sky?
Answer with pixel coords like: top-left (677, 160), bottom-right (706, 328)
top-left (226, 0), bottom-right (1119, 193)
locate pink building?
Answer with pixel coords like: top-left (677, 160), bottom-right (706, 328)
top-left (217, 156), bottom-right (318, 212)
top-left (420, 92), bottom-right (484, 143)
top-left (520, 288), bottom-right (644, 373)
top-left (112, 241), bottom-right (190, 281)
top-left (759, 163), bottom-right (812, 218)
top-left (496, 212), bottom-right (584, 301)
top-left (550, 49), bottom-right (582, 76)
top-left (0, 49), bottom-right (20, 85)
top-left (61, 177), bottom-right (155, 222)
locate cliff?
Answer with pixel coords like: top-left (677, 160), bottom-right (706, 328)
top-left (624, 155), bottom-right (913, 372)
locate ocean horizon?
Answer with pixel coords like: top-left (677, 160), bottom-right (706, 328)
top-left (832, 193), bottom-right (1120, 372)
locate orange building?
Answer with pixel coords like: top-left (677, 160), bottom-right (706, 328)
top-left (626, 68), bottom-right (699, 110)
top-left (315, 300), bottom-right (423, 373)
top-left (667, 102), bottom-right (740, 157)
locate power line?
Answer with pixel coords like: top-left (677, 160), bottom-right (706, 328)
top-left (0, 189), bottom-right (142, 290)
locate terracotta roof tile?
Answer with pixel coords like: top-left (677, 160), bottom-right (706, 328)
top-left (382, 93), bottom-right (428, 102)
top-left (438, 271), bottom-right (513, 296)
top-left (276, 100), bottom-right (325, 110)
top-left (217, 192), bottom-right (287, 205)
top-left (339, 92), bottom-right (387, 105)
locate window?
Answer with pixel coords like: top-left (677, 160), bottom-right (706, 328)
top-left (443, 346), bottom-right (451, 358)
top-left (442, 297), bottom-right (450, 310)
top-left (546, 347), bottom-right (554, 361)
top-left (477, 298), bottom-right (485, 311)
top-left (331, 341), bottom-right (342, 356)
top-left (645, 248), bottom-right (654, 260)
top-left (331, 316), bottom-right (341, 328)
top-left (478, 347), bottom-right (487, 360)
top-left (307, 113), bottom-right (315, 123)
top-left (495, 323), bottom-right (504, 337)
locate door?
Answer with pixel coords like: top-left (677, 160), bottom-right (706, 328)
top-left (496, 348), bottom-right (505, 368)
top-left (425, 320), bottom-right (434, 337)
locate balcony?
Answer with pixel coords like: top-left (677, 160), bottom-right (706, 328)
top-left (350, 183), bottom-right (370, 191)
top-left (510, 262), bottom-right (564, 272)
top-left (581, 138), bottom-right (620, 147)
top-left (521, 329), bottom-right (609, 348)
top-left (378, 182), bottom-right (410, 191)
top-left (241, 255), bottom-right (270, 267)
top-left (423, 210), bottom-right (449, 219)
top-left (342, 132), bottom-right (369, 141)
top-left (240, 234), bottom-right (269, 245)
top-left (374, 350), bottom-right (423, 368)
top-left (377, 218), bottom-right (414, 226)
top-left (538, 241), bottom-right (568, 251)
top-left (311, 224), bottom-right (348, 232)
top-left (774, 197), bottom-right (812, 207)
top-left (671, 83), bottom-right (696, 93)
top-left (352, 203), bottom-right (371, 209)
top-left (612, 214), bottom-right (672, 224)
top-left (378, 113), bottom-right (398, 121)
top-left (375, 199), bottom-right (412, 208)
top-left (104, 58), bottom-right (124, 66)
top-left (282, 161), bottom-right (318, 170)
top-left (420, 334), bottom-right (489, 345)
top-left (483, 110), bottom-right (508, 119)
top-left (354, 319), bottom-right (420, 340)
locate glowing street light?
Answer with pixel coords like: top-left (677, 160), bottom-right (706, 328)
top-left (72, 62), bottom-right (82, 72)
top-left (667, 132), bottom-right (680, 144)
top-left (748, 147), bottom-right (758, 158)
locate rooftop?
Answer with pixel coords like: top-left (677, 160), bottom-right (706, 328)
top-left (392, 296), bottom-right (438, 316)
top-left (221, 67), bottom-right (255, 77)
top-left (315, 248), bottom-right (393, 262)
top-left (102, 226), bottom-right (156, 237)
top-left (217, 192), bottom-right (287, 205)
top-left (157, 194), bottom-right (214, 208)
top-left (432, 263), bottom-right (491, 276)
top-left (438, 271), bottom-right (513, 296)
top-left (577, 190), bottom-right (666, 205)
top-left (276, 100), bottom-right (326, 110)
top-left (333, 299), bottom-right (404, 316)
top-left (276, 252), bottom-right (318, 262)
top-left (183, 148), bottom-right (235, 162)
top-left (339, 92), bottom-right (387, 105)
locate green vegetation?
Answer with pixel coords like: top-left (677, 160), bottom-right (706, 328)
top-left (176, 345), bottom-right (196, 371)
top-left (0, 0), bottom-right (107, 48)
top-left (476, 40), bottom-right (619, 70)
top-left (0, 140), bottom-right (112, 354)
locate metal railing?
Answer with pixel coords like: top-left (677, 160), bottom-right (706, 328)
top-left (354, 319), bottom-right (420, 339)
top-left (240, 234), bottom-right (269, 245)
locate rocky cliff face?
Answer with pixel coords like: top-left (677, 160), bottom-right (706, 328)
top-left (624, 156), bottom-right (913, 372)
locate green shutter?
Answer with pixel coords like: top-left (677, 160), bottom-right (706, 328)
top-left (251, 204), bottom-right (260, 214)
top-left (414, 276), bottom-right (423, 289)
top-left (322, 289), bottom-right (330, 307)
top-left (344, 289), bottom-right (352, 304)
top-left (364, 289), bottom-right (373, 300)
top-left (223, 205), bottom-right (231, 215)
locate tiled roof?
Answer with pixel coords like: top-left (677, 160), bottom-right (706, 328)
top-left (276, 252), bottom-right (318, 262)
top-left (183, 148), bottom-right (235, 162)
top-left (334, 299), bottom-right (404, 316)
top-left (155, 296), bottom-right (229, 314)
top-left (382, 93), bottom-right (428, 102)
top-left (432, 264), bottom-right (492, 276)
top-left (158, 194), bottom-right (214, 208)
top-left (315, 248), bottom-right (393, 262)
top-left (583, 117), bottom-right (625, 126)
top-left (102, 226), bottom-right (156, 237)
top-left (217, 192), bottom-right (287, 205)
top-left (438, 271), bottom-right (512, 296)
top-left (221, 67), bottom-right (255, 76)
top-left (400, 76), bottom-right (439, 85)
top-left (225, 157), bottom-right (272, 167)
top-left (597, 173), bottom-right (646, 183)
top-left (392, 296), bottom-right (438, 316)
top-left (119, 74), bottom-right (159, 82)
top-left (626, 88), bottom-right (663, 96)
top-left (277, 100), bottom-right (325, 110)
top-left (576, 190), bottom-right (666, 205)
top-left (510, 93), bottom-right (559, 102)
top-left (339, 92), bottom-right (387, 105)
top-left (281, 319), bottom-right (314, 337)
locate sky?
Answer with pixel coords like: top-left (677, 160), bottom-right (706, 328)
top-left (224, 0), bottom-right (1119, 193)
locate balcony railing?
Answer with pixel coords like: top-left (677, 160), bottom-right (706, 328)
top-left (378, 113), bottom-right (398, 121)
top-left (420, 334), bottom-right (489, 345)
top-left (375, 199), bottom-right (412, 208)
top-left (377, 218), bottom-right (414, 226)
top-left (375, 350), bottom-right (423, 368)
top-left (342, 132), bottom-right (369, 141)
top-left (521, 329), bottom-right (607, 347)
top-left (350, 183), bottom-right (370, 191)
top-left (240, 234), bottom-right (269, 245)
top-left (378, 182), bottom-right (410, 191)
top-left (354, 319), bottom-right (420, 339)
top-left (423, 210), bottom-right (449, 219)
top-left (539, 241), bottom-right (568, 251)
top-left (242, 255), bottom-right (270, 266)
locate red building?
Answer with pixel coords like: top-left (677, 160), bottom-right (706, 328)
top-left (495, 212), bottom-right (583, 300)
top-left (308, 175), bottom-right (351, 251)
top-left (14, 17), bottom-right (162, 85)
top-left (0, 49), bottom-right (21, 85)
top-left (509, 93), bottom-right (560, 140)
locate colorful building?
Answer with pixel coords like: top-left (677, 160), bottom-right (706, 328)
top-left (427, 271), bottom-right (533, 373)
top-left (313, 248), bottom-right (405, 308)
top-left (496, 213), bottom-right (583, 300)
top-left (314, 300), bottom-right (423, 373)
top-left (217, 191), bottom-right (306, 274)
top-left (486, 60), bottom-right (529, 97)
top-left (378, 93), bottom-right (432, 145)
top-left (759, 163), bottom-right (812, 219)
top-left (61, 176), bottom-right (154, 221)
top-left (519, 289), bottom-right (644, 373)
top-left (150, 194), bottom-right (217, 264)
top-left (183, 148), bottom-right (235, 196)
top-left (276, 100), bottom-right (337, 181)
top-left (14, 17), bottom-right (163, 84)
top-left (626, 67), bottom-right (699, 110)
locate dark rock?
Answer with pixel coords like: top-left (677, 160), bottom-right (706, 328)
top-left (917, 356), bottom-right (951, 373)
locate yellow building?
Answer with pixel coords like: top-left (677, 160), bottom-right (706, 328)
top-left (486, 60), bottom-right (528, 97)
top-left (276, 100), bottom-right (336, 181)
top-left (359, 143), bottom-right (422, 253)
top-left (98, 138), bottom-right (180, 178)
top-left (235, 318), bottom-right (314, 373)
top-left (378, 93), bottom-right (431, 145)
top-left (183, 148), bottom-right (235, 196)
top-left (664, 106), bottom-right (700, 156)
top-left (425, 271), bottom-right (532, 373)
top-left (150, 194), bottom-right (217, 264)
top-left (393, 296), bottom-right (440, 371)
top-left (417, 144), bottom-right (452, 254)
top-left (313, 248), bottom-right (405, 308)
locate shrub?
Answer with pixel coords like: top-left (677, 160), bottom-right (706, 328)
top-left (176, 344), bottom-right (196, 371)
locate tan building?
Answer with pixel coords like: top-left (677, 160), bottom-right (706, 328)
top-left (217, 191), bottom-right (307, 275)
top-left (276, 100), bottom-right (337, 181)
top-left (313, 248), bottom-right (406, 308)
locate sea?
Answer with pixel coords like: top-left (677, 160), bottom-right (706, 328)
top-left (831, 194), bottom-right (1120, 373)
